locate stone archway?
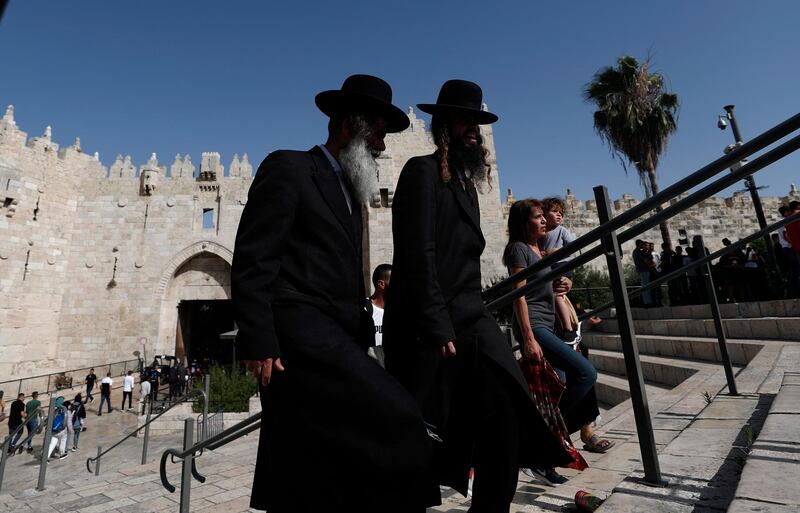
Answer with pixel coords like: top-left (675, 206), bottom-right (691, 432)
top-left (155, 241), bottom-right (233, 357)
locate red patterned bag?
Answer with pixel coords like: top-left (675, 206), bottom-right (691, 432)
top-left (519, 358), bottom-right (588, 470)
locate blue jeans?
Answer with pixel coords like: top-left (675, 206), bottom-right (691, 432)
top-left (533, 327), bottom-right (597, 415)
top-left (68, 422), bottom-right (81, 449)
top-left (8, 424), bottom-right (23, 450)
top-left (99, 393), bottom-right (112, 414)
top-left (23, 418), bottom-right (39, 449)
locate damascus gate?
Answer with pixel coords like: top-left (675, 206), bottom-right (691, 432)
top-left (2, 103), bottom-right (798, 382)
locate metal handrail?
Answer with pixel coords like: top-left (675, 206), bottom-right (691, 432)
top-left (485, 127), bottom-right (800, 312)
top-left (154, 111), bottom-right (800, 499)
top-left (579, 213), bottom-right (800, 322)
top-left (160, 412), bottom-right (261, 492)
top-left (85, 388), bottom-right (206, 473)
top-left (483, 112), bottom-right (800, 305)
top-left (0, 358), bottom-right (141, 399)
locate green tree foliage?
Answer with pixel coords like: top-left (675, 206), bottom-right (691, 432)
top-left (585, 56), bottom-right (679, 247)
top-left (193, 365), bottom-right (258, 413)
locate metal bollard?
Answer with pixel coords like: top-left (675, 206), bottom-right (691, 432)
top-left (95, 445), bottom-right (102, 476)
top-left (179, 418), bottom-right (194, 513)
top-left (202, 374), bottom-right (210, 443)
top-left (142, 405), bottom-right (152, 465)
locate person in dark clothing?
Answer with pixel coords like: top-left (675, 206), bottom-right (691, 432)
top-left (384, 80), bottom-right (572, 513)
top-left (98, 372), bottom-right (112, 415)
top-left (7, 393), bottom-right (26, 453)
top-left (84, 368), bottom-right (96, 403)
top-left (231, 74), bottom-right (435, 513)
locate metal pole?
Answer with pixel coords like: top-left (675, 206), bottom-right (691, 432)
top-left (179, 418), bottom-right (194, 513)
top-left (142, 404), bottom-right (152, 464)
top-left (36, 396), bottom-right (57, 491)
top-left (724, 105), bottom-right (780, 286)
top-left (694, 236), bottom-right (739, 395)
top-left (203, 374), bottom-right (210, 443)
top-left (594, 186), bottom-right (662, 485)
top-left (46, 375), bottom-right (51, 395)
top-left (94, 445), bottom-right (102, 476)
top-left (0, 435), bottom-right (9, 492)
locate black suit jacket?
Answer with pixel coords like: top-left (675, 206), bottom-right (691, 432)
top-left (384, 154), bottom-right (487, 348)
top-left (231, 146), bottom-right (369, 360)
top-left (384, 154), bottom-right (573, 492)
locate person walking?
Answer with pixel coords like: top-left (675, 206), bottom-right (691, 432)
top-left (7, 393), bottom-right (26, 454)
top-left (138, 376), bottom-right (151, 415)
top-left (384, 80), bottom-right (572, 513)
top-left (231, 74), bottom-right (435, 512)
top-left (121, 371), bottom-right (134, 411)
top-left (84, 368), bottom-right (97, 403)
top-left (46, 397), bottom-right (69, 460)
top-left (70, 394), bottom-right (85, 450)
top-left (22, 391), bottom-right (41, 452)
top-left (98, 373), bottom-right (112, 415)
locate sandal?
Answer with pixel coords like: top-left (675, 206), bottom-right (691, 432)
top-left (582, 434), bottom-right (615, 453)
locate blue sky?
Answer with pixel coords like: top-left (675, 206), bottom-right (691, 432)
top-left (1, 1), bottom-right (798, 204)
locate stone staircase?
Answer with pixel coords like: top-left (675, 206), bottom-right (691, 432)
top-left (583, 298), bottom-right (800, 411)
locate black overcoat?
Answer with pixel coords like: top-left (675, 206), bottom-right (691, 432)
top-left (231, 147), bottom-right (435, 513)
top-left (383, 154), bottom-right (573, 496)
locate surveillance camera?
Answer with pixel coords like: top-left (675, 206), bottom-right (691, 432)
top-left (717, 116), bottom-right (728, 130)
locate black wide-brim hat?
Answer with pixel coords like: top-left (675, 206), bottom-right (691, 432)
top-left (315, 74), bottom-right (410, 133)
top-left (417, 79), bottom-right (498, 124)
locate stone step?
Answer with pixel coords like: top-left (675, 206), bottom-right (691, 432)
top-left (595, 372), bottom-right (672, 407)
top-left (628, 298), bottom-right (800, 320)
top-left (589, 348), bottom-right (718, 388)
top-left (583, 331), bottom-right (767, 366)
top-left (593, 315), bottom-right (800, 341)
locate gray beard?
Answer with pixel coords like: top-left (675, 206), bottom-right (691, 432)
top-left (339, 136), bottom-right (380, 206)
top-left (465, 161), bottom-right (489, 194)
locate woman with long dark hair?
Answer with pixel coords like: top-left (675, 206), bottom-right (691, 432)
top-left (504, 199), bottom-right (605, 483)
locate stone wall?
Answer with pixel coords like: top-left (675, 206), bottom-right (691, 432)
top-left (1, 102), bottom-right (797, 382)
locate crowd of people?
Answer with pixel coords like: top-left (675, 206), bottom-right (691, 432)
top-left (630, 200), bottom-right (800, 307)
top-left (230, 75), bottom-right (612, 513)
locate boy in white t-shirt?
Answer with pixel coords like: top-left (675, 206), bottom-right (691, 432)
top-left (122, 371), bottom-right (135, 411)
top-left (366, 264), bottom-right (391, 367)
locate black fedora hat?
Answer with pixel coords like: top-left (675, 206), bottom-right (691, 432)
top-left (315, 74), bottom-right (410, 133)
top-left (417, 79), bottom-right (498, 124)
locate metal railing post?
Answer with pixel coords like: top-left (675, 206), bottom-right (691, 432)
top-left (95, 445), bottom-right (102, 476)
top-left (179, 418), bottom-right (194, 513)
top-left (594, 185), bottom-right (662, 485)
top-left (142, 404), bottom-right (152, 464)
top-left (0, 436), bottom-right (9, 492)
top-left (36, 396), bottom-right (57, 491)
top-left (45, 375), bottom-right (52, 395)
top-left (694, 235), bottom-right (738, 395)
top-left (203, 374), bottom-right (210, 443)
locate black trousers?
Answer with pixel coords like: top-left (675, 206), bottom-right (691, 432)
top-left (121, 391), bottom-right (132, 409)
top-left (469, 359), bottom-right (520, 513)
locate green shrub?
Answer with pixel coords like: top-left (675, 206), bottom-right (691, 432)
top-left (192, 365), bottom-right (258, 413)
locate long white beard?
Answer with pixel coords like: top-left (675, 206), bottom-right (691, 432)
top-left (466, 163), bottom-right (490, 194)
top-left (339, 136), bottom-right (380, 205)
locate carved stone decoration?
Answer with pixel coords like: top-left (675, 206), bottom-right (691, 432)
top-left (0, 249), bottom-right (8, 260)
top-left (135, 258), bottom-right (145, 268)
top-left (85, 256), bottom-right (96, 268)
top-left (166, 197), bottom-right (176, 207)
top-left (118, 198), bottom-right (127, 207)
top-left (47, 255), bottom-right (56, 265)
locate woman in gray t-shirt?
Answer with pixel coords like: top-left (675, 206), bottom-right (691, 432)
top-left (502, 198), bottom-right (596, 415)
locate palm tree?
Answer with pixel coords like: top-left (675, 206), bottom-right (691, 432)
top-left (585, 56), bottom-right (679, 246)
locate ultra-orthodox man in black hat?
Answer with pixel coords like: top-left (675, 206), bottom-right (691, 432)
top-left (384, 80), bottom-right (573, 513)
top-left (232, 74), bottom-right (436, 513)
